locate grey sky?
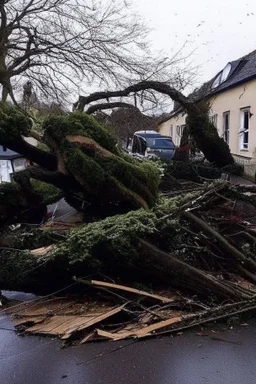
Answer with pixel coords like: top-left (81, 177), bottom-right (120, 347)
top-left (131, 0), bottom-right (256, 85)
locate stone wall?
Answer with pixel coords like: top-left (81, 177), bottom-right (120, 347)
top-left (233, 154), bottom-right (256, 181)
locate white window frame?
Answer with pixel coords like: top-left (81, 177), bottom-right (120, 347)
top-left (176, 125), bottom-right (186, 146)
top-left (211, 63), bottom-right (231, 89)
top-left (239, 108), bottom-right (250, 151)
top-left (223, 111), bottom-right (230, 144)
top-left (169, 124), bottom-right (173, 139)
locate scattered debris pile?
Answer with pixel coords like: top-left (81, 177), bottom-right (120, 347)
top-left (1, 180), bottom-right (256, 344)
top-left (3, 277), bottom-right (256, 346)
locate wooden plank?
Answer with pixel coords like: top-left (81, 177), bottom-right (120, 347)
top-left (135, 316), bottom-right (182, 337)
top-left (79, 279), bottom-right (173, 303)
top-left (13, 316), bottom-right (45, 326)
top-left (25, 314), bottom-right (101, 335)
top-left (79, 331), bottom-right (97, 344)
top-left (50, 316), bottom-right (97, 335)
top-left (26, 315), bottom-right (76, 334)
top-left (96, 329), bottom-right (118, 340)
top-left (61, 304), bottom-right (125, 339)
top-left (15, 299), bottom-right (78, 317)
top-left (30, 245), bottom-right (55, 257)
top-left (96, 316), bottom-right (183, 341)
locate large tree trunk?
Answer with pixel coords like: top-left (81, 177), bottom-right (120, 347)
top-left (137, 240), bottom-right (252, 300)
top-left (0, 237), bottom-right (253, 301)
top-left (186, 102), bottom-right (234, 167)
top-left (1, 85), bottom-right (8, 102)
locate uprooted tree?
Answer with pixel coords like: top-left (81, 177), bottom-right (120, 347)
top-left (1, 99), bottom-right (256, 327)
top-left (0, 97), bottom-right (234, 227)
top-left (1, 179), bottom-right (256, 304)
top-left (0, 102), bottom-right (161, 224)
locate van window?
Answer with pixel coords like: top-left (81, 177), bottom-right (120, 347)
top-left (146, 138), bottom-right (174, 149)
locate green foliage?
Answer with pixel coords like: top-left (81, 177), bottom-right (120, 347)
top-left (50, 208), bottom-right (157, 269)
top-left (37, 142), bottom-right (51, 152)
top-left (0, 250), bottom-right (38, 290)
top-left (0, 182), bottom-right (28, 213)
top-left (9, 228), bottom-right (66, 250)
top-left (221, 162), bottom-right (244, 176)
top-left (1, 182), bottom-right (228, 290)
top-left (162, 160), bottom-right (221, 182)
top-left (48, 188), bottom-right (204, 272)
top-left (43, 111), bottom-right (160, 209)
top-left (95, 155), bottom-right (159, 207)
top-left (0, 178), bottom-right (61, 219)
top-left (65, 145), bottom-right (105, 193)
top-left (43, 112), bottom-right (117, 153)
top-left (30, 179), bottom-right (63, 205)
top-left (0, 102), bottom-right (31, 139)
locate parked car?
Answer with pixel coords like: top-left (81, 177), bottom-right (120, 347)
top-left (128, 130), bottom-right (176, 160)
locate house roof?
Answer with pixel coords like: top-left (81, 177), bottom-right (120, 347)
top-left (210, 50), bottom-right (256, 95)
top-left (158, 49), bottom-right (256, 125)
top-left (0, 146), bottom-right (22, 160)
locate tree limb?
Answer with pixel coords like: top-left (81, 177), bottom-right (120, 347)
top-left (74, 81), bottom-right (191, 111)
top-left (184, 210), bottom-right (256, 277)
top-left (0, 136), bottom-right (57, 171)
top-left (86, 102), bottom-right (138, 115)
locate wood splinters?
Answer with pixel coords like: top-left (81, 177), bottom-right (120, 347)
top-left (75, 277), bottom-right (174, 303)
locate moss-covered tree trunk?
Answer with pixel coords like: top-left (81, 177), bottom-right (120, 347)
top-left (186, 102), bottom-right (234, 167)
top-left (0, 103), bottom-right (160, 221)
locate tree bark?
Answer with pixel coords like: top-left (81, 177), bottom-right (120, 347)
top-left (137, 240), bottom-right (252, 300)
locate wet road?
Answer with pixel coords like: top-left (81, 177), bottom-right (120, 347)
top-left (1, 305), bottom-right (256, 384)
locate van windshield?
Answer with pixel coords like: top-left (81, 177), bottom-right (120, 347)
top-left (146, 137), bottom-right (174, 149)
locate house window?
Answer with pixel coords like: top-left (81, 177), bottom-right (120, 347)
top-left (169, 124), bottom-right (173, 139)
top-left (239, 108), bottom-right (250, 150)
top-left (223, 111), bottom-right (230, 144)
top-left (211, 63), bottom-right (231, 89)
top-left (176, 125), bottom-right (186, 146)
top-left (210, 114), bottom-right (218, 127)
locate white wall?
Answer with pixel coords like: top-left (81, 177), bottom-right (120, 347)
top-left (159, 78), bottom-right (256, 158)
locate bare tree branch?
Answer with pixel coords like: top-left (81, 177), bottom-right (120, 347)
top-left (0, 1), bottom-right (197, 105)
top-left (0, 0), bottom-right (193, 104)
top-left (86, 102), bottom-right (137, 115)
top-left (75, 81), bottom-right (191, 111)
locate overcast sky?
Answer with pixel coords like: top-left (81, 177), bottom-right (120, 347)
top-left (131, 0), bottom-right (256, 86)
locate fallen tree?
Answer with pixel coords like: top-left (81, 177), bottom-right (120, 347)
top-left (0, 93), bottom-right (236, 225)
top-left (1, 181), bottom-right (256, 302)
top-left (1, 101), bottom-right (255, 342)
top-left (0, 103), bottom-right (160, 224)
top-left (2, 177), bottom-right (256, 345)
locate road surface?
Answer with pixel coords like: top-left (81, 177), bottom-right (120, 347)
top-left (1, 292), bottom-right (256, 384)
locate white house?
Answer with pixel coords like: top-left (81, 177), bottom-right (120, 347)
top-left (158, 50), bottom-right (256, 179)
